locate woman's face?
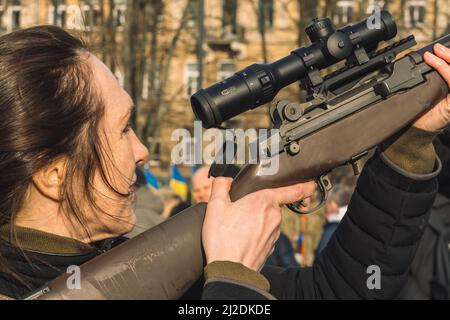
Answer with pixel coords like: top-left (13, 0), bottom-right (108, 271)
top-left (85, 54), bottom-right (149, 237)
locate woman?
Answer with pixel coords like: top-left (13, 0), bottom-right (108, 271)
top-left (0, 26), bottom-right (314, 299)
top-left (1, 25), bottom-right (449, 300)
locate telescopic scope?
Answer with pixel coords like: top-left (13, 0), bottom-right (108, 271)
top-left (191, 10), bottom-right (397, 128)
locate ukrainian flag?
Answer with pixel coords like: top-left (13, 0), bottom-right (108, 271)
top-left (144, 167), bottom-right (159, 189)
top-left (170, 165), bottom-right (188, 201)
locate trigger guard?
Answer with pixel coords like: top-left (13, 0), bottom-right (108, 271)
top-left (286, 174), bottom-right (332, 215)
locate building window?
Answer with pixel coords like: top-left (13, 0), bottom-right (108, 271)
top-left (113, 0), bottom-right (126, 28)
top-left (218, 62), bottom-right (235, 81)
top-left (0, 6), bottom-right (4, 31)
top-left (149, 1), bottom-right (164, 30)
top-left (11, 2), bottom-right (20, 30)
top-left (66, 5), bottom-right (85, 30)
top-left (404, 0), bottom-right (426, 28)
top-left (142, 63), bottom-right (161, 100)
top-left (366, 0), bottom-right (386, 15)
top-left (187, 0), bottom-right (199, 28)
top-left (334, 0), bottom-right (355, 25)
top-left (222, 0), bottom-right (237, 34)
top-left (259, 0), bottom-right (274, 29)
top-left (49, 2), bottom-right (67, 27)
top-left (115, 70), bottom-right (125, 87)
top-left (82, 1), bottom-right (102, 30)
top-left (185, 63), bottom-right (199, 97)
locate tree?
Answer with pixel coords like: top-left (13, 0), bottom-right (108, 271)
top-left (141, 1), bottom-right (191, 157)
top-left (123, 0), bottom-right (142, 129)
top-left (248, 0), bottom-right (269, 63)
top-left (297, 0), bottom-right (319, 46)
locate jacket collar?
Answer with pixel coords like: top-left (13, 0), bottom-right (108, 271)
top-left (0, 224), bottom-right (95, 255)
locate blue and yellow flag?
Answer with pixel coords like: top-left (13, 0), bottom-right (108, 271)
top-left (144, 167), bottom-right (159, 189)
top-left (170, 165), bottom-right (188, 201)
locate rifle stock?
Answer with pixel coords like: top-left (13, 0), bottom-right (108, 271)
top-left (34, 35), bottom-right (449, 300)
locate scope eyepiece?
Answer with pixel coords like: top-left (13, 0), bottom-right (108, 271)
top-left (191, 10), bottom-right (398, 128)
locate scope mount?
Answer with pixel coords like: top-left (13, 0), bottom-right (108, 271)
top-left (298, 35), bottom-right (416, 98)
top-left (268, 34), bottom-right (424, 159)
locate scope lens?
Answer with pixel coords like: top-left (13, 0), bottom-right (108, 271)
top-left (191, 90), bottom-right (217, 129)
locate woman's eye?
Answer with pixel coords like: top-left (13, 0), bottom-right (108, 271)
top-left (122, 122), bottom-right (132, 135)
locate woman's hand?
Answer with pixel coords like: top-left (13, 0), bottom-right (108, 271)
top-left (413, 43), bottom-right (450, 132)
top-left (202, 177), bottom-right (316, 271)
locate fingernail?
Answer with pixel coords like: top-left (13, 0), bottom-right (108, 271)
top-left (424, 51), bottom-right (433, 59)
top-left (435, 43), bottom-right (445, 51)
top-left (425, 51), bottom-right (437, 59)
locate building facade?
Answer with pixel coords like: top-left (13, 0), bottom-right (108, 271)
top-left (0, 0), bottom-right (448, 174)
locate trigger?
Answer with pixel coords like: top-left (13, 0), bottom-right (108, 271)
top-left (286, 173), bottom-right (332, 215)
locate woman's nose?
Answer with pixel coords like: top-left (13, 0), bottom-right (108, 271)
top-left (131, 129), bottom-right (149, 165)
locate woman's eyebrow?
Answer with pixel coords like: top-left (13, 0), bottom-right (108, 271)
top-left (121, 104), bottom-right (136, 122)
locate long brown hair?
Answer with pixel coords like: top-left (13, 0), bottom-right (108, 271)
top-left (0, 26), bottom-right (127, 285)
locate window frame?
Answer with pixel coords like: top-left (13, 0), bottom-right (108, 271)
top-left (404, 0), bottom-right (426, 28)
top-left (185, 62), bottom-right (200, 98)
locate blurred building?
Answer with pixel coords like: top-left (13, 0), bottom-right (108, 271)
top-left (0, 0), bottom-right (448, 175)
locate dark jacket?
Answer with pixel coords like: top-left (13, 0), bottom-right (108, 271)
top-left (399, 193), bottom-right (450, 299)
top-left (0, 227), bottom-right (127, 299)
top-left (265, 233), bottom-right (299, 268)
top-left (315, 221), bottom-right (339, 255)
top-left (202, 153), bottom-right (440, 299)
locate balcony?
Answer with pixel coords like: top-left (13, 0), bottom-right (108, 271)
top-left (206, 24), bottom-right (245, 49)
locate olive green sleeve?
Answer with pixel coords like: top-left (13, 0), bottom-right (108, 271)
top-left (382, 126), bottom-right (437, 175)
top-left (204, 261), bottom-right (270, 292)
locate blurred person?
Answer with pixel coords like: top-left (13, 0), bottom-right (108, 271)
top-left (293, 193), bottom-right (327, 266)
top-left (125, 168), bottom-right (164, 238)
top-left (156, 187), bottom-right (190, 219)
top-left (168, 198), bottom-right (191, 217)
top-left (154, 187), bottom-right (182, 219)
top-left (192, 166), bottom-right (213, 203)
top-left (277, 195), bottom-right (326, 267)
top-left (315, 184), bottom-right (354, 255)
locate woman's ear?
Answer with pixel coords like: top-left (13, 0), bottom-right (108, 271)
top-left (32, 158), bottom-right (67, 202)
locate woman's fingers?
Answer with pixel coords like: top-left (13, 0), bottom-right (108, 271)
top-left (209, 177), bottom-right (233, 202)
top-left (270, 181), bottom-right (317, 206)
top-left (434, 43), bottom-right (450, 64)
top-left (425, 49), bottom-right (450, 87)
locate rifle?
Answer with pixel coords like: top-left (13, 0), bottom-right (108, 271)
top-left (29, 11), bottom-right (449, 300)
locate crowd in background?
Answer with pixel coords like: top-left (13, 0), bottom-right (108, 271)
top-left (128, 160), bottom-right (361, 268)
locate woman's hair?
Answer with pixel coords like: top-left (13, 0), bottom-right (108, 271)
top-left (0, 26), bottom-right (127, 285)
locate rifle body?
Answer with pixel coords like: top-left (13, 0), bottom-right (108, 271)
top-left (35, 36), bottom-right (449, 300)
